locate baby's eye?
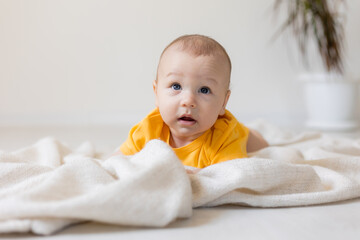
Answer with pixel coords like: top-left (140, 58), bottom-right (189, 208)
top-left (171, 83), bottom-right (181, 90)
top-left (199, 87), bottom-right (211, 94)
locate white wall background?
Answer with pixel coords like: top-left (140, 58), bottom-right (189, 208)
top-left (0, 0), bottom-right (359, 127)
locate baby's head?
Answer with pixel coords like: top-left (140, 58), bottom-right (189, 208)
top-left (153, 34), bottom-right (232, 147)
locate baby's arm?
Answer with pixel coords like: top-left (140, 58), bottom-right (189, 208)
top-left (246, 128), bottom-right (269, 153)
top-left (111, 150), bottom-right (123, 156)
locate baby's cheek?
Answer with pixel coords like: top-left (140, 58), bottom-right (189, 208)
top-left (159, 108), bottom-right (175, 125)
top-left (200, 114), bottom-right (218, 129)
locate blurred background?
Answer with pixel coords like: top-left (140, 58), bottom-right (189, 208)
top-left (1, 0), bottom-right (359, 128)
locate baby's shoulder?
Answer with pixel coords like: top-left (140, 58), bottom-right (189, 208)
top-left (204, 111), bottom-right (249, 163)
top-left (208, 110), bottom-right (249, 148)
top-left (213, 110), bottom-right (245, 132)
top-left (130, 108), bottom-right (164, 139)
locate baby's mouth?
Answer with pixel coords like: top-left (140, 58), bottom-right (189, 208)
top-left (178, 116), bottom-right (196, 125)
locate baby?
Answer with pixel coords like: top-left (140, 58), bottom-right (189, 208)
top-left (118, 34), bottom-right (268, 168)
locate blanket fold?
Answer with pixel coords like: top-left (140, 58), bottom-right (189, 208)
top-left (1, 121), bottom-right (360, 235)
top-left (0, 138), bottom-right (192, 235)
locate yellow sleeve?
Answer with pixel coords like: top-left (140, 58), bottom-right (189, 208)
top-left (119, 123), bottom-right (143, 155)
top-left (209, 112), bottom-right (250, 165)
top-left (119, 108), bottom-right (164, 156)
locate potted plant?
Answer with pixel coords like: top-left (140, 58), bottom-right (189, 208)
top-left (273, 0), bottom-right (358, 130)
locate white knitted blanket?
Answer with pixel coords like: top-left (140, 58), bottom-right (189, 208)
top-left (1, 121), bottom-right (360, 235)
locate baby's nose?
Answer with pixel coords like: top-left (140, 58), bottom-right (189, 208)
top-left (181, 92), bottom-right (196, 108)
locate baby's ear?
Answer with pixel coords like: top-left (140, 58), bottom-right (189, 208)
top-left (153, 80), bottom-right (159, 107)
top-left (153, 80), bottom-right (157, 93)
top-left (219, 90), bottom-right (231, 115)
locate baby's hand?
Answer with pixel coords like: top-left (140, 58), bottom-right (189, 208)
top-left (185, 168), bottom-right (201, 174)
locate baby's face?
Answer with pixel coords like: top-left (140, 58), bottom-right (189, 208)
top-left (154, 47), bottom-right (231, 146)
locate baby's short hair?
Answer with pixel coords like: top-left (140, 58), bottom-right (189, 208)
top-left (157, 34), bottom-right (232, 80)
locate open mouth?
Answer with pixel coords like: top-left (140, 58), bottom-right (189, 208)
top-left (179, 116), bottom-right (195, 121)
top-left (178, 116), bottom-right (196, 125)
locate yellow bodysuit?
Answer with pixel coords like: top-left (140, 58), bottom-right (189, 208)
top-left (120, 108), bottom-right (249, 168)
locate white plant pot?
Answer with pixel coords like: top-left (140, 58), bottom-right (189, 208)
top-left (301, 73), bottom-right (359, 131)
